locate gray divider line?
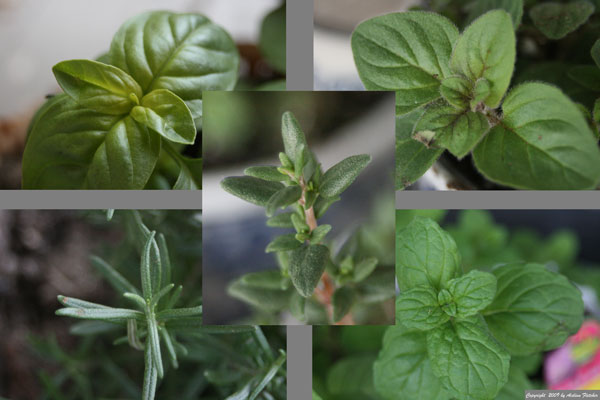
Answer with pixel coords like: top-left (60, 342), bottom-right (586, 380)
top-left (287, 0), bottom-right (314, 90)
top-left (287, 325), bottom-right (312, 400)
top-left (396, 191), bottom-right (600, 209)
top-left (0, 190), bottom-right (202, 209)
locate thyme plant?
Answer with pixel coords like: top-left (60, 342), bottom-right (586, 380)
top-left (352, 4), bottom-right (600, 190)
top-left (221, 111), bottom-right (393, 324)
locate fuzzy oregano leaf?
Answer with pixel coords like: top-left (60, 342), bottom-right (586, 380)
top-left (483, 263), bottom-right (584, 355)
top-left (395, 286), bottom-right (449, 330)
top-left (289, 244), bottom-right (329, 297)
top-left (529, 1), bottom-right (595, 40)
top-left (450, 10), bottom-right (515, 108)
top-left (439, 75), bottom-right (472, 110)
top-left (351, 12), bottom-right (459, 115)
top-left (52, 59), bottom-right (143, 115)
top-left (319, 155), bottom-right (371, 198)
top-left (426, 317), bottom-right (510, 400)
top-left (396, 217), bottom-right (460, 291)
top-left (446, 270), bottom-right (496, 318)
top-left (473, 82), bottom-right (600, 189)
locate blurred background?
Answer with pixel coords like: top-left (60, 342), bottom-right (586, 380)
top-left (0, 0), bottom-right (285, 189)
top-left (202, 91), bottom-right (395, 324)
top-left (314, 210), bottom-right (600, 399)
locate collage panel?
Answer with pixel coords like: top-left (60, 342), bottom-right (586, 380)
top-left (313, 209), bottom-right (600, 399)
top-left (315, 0), bottom-right (600, 190)
top-left (202, 91), bottom-right (395, 325)
top-left (0, 0), bottom-right (285, 190)
top-left (0, 210), bottom-right (286, 399)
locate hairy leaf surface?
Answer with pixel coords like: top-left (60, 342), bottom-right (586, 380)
top-left (289, 244), bottom-right (329, 297)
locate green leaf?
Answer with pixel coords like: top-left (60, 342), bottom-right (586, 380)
top-left (142, 337), bottom-right (158, 400)
top-left (281, 111), bottom-right (308, 164)
top-left (326, 355), bottom-right (377, 397)
top-left (473, 82), bottom-right (600, 189)
top-left (259, 4), bottom-right (286, 74)
top-left (310, 224), bottom-right (332, 244)
top-left (52, 59), bottom-right (142, 115)
top-left (592, 39), bottom-right (600, 69)
top-left (245, 166), bottom-right (287, 181)
top-left (140, 231), bottom-right (157, 299)
top-left (239, 270), bottom-right (288, 290)
top-left (353, 257), bottom-right (378, 282)
top-left (289, 244), bottom-right (329, 297)
top-left (313, 195), bottom-right (340, 218)
top-left (130, 89), bottom-right (195, 145)
top-left (374, 325), bottom-right (448, 400)
top-left (496, 365), bottom-right (533, 400)
top-left (57, 295), bottom-right (109, 309)
top-left (172, 155), bottom-right (202, 190)
top-left (56, 307), bottom-right (143, 322)
top-left (108, 11), bottom-right (239, 120)
top-left (396, 217), bottom-right (460, 291)
top-left (70, 321), bottom-right (120, 336)
top-left (160, 328), bottom-right (178, 369)
top-left (291, 213), bottom-right (310, 233)
top-left (396, 113), bottom-right (443, 190)
top-left (413, 102), bottom-right (490, 159)
top-left (319, 155), bottom-right (371, 198)
top-left (396, 286), bottom-right (449, 330)
top-left (289, 291), bottom-right (307, 322)
top-left (529, 1), bottom-right (595, 40)
top-left (155, 305), bottom-right (202, 321)
top-left (90, 256), bottom-right (140, 296)
top-left (22, 96), bottom-right (161, 189)
top-left (266, 212), bottom-right (295, 228)
top-left (266, 233), bottom-right (302, 253)
top-left (483, 263), bottom-right (584, 355)
top-left (426, 317), bottom-right (510, 400)
top-left (146, 316), bottom-right (164, 379)
top-left (567, 65), bottom-right (600, 91)
top-left (447, 270), bottom-right (497, 318)
top-left (248, 352), bottom-right (286, 400)
top-left (266, 185), bottom-right (302, 217)
top-left (450, 10), bottom-right (515, 108)
top-left (471, 78), bottom-right (491, 110)
top-left (439, 75), bottom-right (472, 110)
top-left (351, 12), bottom-right (459, 115)
top-left (332, 287), bottom-right (355, 322)
top-left (466, 0), bottom-right (524, 29)
top-left (594, 98), bottom-right (600, 136)
top-left (228, 279), bottom-right (291, 312)
top-left (221, 176), bottom-right (284, 207)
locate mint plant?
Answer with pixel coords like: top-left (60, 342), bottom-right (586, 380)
top-left (352, 8), bottom-right (600, 190)
top-left (220, 111), bottom-right (394, 324)
top-left (373, 217), bottom-right (584, 400)
top-left (22, 11), bottom-right (239, 189)
top-left (55, 211), bottom-right (286, 400)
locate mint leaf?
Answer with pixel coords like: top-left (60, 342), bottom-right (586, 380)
top-left (319, 154), bottom-right (371, 198)
top-left (447, 270), bottom-right (496, 318)
top-left (466, 0), bottom-right (524, 29)
top-left (396, 113), bottom-right (443, 190)
top-left (265, 185), bottom-right (302, 217)
top-left (483, 263), bottom-right (584, 355)
top-left (396, 217), bottom-right (461, 291)
top-left (473, 82), bottom-right (600, 189)
top-left (220, 177), bottom-right (284, 207)
top-left (327, 355), bottom-right (377, 398)
top-left (413, 102), bottom-right (489, 159)
top-left (426, 317), bottom-right (510, 400)
top-left (439, 75), bottom-right (472, 110)
top-left (244, 166), bottom-right (287, 182)
top-left (351, 12), bottom-right (459, 115)
top-left (332, 286), bottom-right (355, 322)
top-left (529, 1), bottom-right (595, 40)
top-left (373, 325), bottom-right (448, 400)
top-left (496, 366), bottom-right (533, 400)
top-left (396, 286), bottom-right (449, 330)
top-left (450, 10), bottom-right (515, 108)
top-left (289, 244), bottom-right (329, 297)
top-left (53, 59), bottom-right (143, 115)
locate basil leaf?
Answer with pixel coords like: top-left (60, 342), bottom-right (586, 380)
top-left (466, 0), bottom-right (524, 29)
top-left (319, 154), bottom-right (371, 198)
top-left (130, 89), bottom-right (195, 145)
top-left (473, 82), bottom-right (600, 189)
top-left (266, 233), bottom-right (302, 253)
top-left (108, 11), bottom-right (239, 121)
top-left (447, 270), bottom-right (497, 318)
top-left (373, 325), bottom-right (449, 400)
top-left (228, 278), bottom-right (291, 312)
top-left (220, 176), bottom-right (284, 207)
top-left (53, 59), bottom-right (142, 115)
top-left (172, 156), bottom-right (202, 190)
top-left (483, 263), bottom-right (584, 355)
top-left (426, 317), bottom-right (510, 400)
top-left (396, 286), bottom-right (449, 330)
top-left (450, 10), bottom-right (515, 108)
top-left (592, 39), bottom-right (600, 69)
top-left (289, 244), bottom-right (329, 297)
top-left (281, 111), bottom-right (309, 164)
top-left (351, 12), bottom-right (459, 115)
top-left (396, 113), bottom-right (443, 190)
top-left (439, 75), bottom-right (472, 110)
top-left (413, 102), bottom-right (490, 159)
top-left (396, 217), bottom-right (460, 291)
top-left (244, 166), bottom-right (287, 182)
top-left (259, 4), bottom-right (286, 74)
top-left (529, 1), bottom-right (595, 40)
top-left (266, 185), bottom-right (302, 217)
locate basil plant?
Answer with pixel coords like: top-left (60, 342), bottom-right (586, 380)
top-left (374, 217), bottom-right (584, 400)
top-left (22, 11), bottom-right (239, 189)
top-left (352, 8), bottom-right (600, 190)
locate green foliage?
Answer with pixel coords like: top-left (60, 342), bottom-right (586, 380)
top-left (379, 217), bottom-right (584, 400)
top-left (222, 111), bottom-right (394, 324)
top-left (23, 11), bottom-right (239, 189)
top-left (259, 4), bottom-right (286, 74)
top-left (352, 6), bottom-right (600, 190)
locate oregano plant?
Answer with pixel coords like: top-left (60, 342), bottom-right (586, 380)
top-left (373, 217), bottom-right (584, 400)
top-left (352, 8), bottom-right (600, 190)
top-left (22, 11), bottom-right (240, 189)
top-left (220, 111), bottom-right (394, 324)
